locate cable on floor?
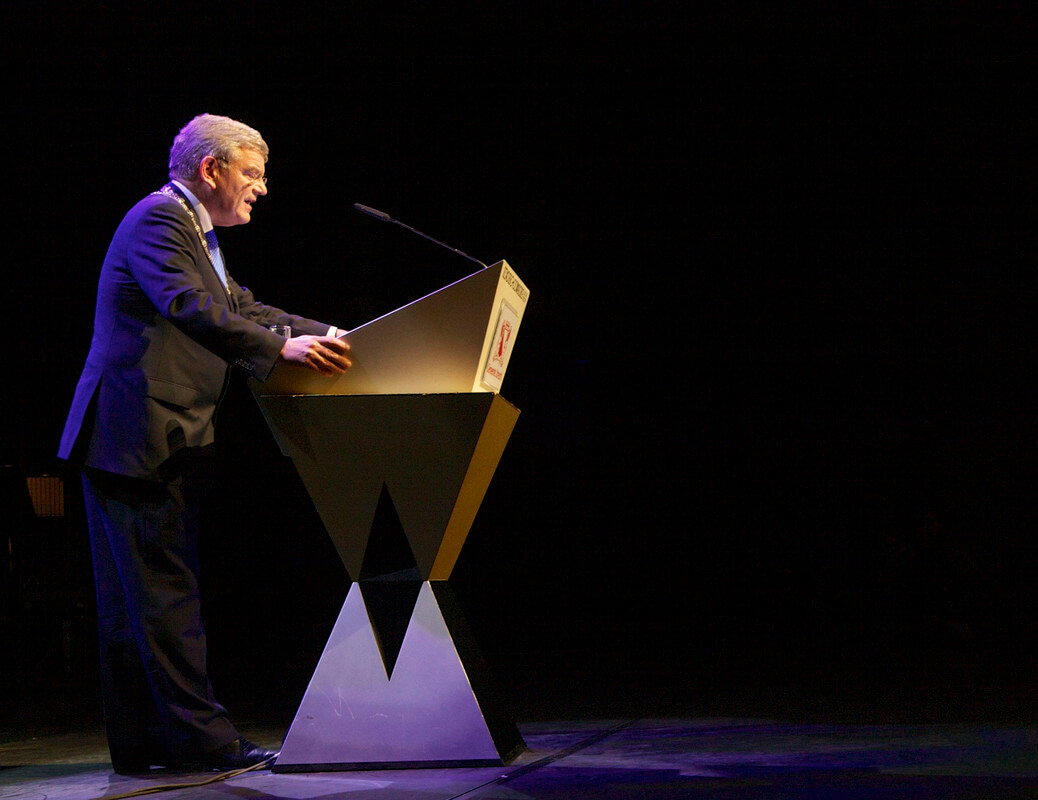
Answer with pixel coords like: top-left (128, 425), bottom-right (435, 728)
top-left (92, 755), bottom-right (276, 800)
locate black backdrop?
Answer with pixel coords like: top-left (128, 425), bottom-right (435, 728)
top-left (1, 4), bottom-right (1035, 727)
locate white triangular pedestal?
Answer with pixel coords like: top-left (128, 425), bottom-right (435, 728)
top-left (274, 582), bottom-right (520, 771)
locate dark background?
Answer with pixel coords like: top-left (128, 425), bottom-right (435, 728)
top-left (1, 4), bottom-right (1035, 734)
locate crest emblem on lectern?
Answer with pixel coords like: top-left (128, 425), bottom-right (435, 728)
top-left (481, 301), bottom-right (520, 392)
top-left (493, 320), bottom-right (513, 366)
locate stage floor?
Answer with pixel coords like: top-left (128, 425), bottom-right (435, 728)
top-left (4, 635), bottom-right (1038, 798)
top-left (3, 714), bottom-right (1038, 799)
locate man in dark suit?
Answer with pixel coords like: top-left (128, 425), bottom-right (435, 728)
top-left (58, 114), bottom-right (352, 773)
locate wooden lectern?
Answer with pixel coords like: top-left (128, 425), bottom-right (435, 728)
top-left (253, 261), bottom-right (529, 771)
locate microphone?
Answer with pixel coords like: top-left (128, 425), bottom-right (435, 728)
top-left (353, 203), bottom-right (391, 222)
top-left (353, 203), bottom-right (488, 269)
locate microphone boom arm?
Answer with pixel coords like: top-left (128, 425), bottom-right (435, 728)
top-left (353, 203), bottom-right (488, 269)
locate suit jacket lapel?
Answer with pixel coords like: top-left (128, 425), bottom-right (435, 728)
top-left (159, 184), bottom-right (232, 303)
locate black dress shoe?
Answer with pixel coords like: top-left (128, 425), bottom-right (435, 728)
top-left (199, 737), bottom-right (278, 771)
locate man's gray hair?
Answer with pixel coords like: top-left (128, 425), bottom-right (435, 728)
top-left (168, 113), bottom-right (268, 181)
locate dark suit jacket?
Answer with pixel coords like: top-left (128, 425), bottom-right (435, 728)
top-left (59, 185), bottom-right (329, 481)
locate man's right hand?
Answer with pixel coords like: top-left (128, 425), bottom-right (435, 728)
top-left (279, 335), bottom-right (352, 375)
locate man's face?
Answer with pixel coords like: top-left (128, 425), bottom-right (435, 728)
top-left (206, 148), bottom-right (268, 227)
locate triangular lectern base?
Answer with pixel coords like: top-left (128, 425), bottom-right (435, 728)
top-left (253, 393), bottom-right (520, 581)
top-left (273, 581), bottom-right (524, 772)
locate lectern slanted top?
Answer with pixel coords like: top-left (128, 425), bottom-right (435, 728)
top-left (260, 260), bottom-right (529, 396)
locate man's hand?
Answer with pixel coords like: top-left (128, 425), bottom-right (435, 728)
top-left (279, 335), bottom-right (352, 375)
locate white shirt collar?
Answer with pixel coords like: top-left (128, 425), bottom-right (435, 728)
top-left (171, 180), bottom-right (215, 233)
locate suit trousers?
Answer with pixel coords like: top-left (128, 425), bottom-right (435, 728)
top-left (81, 465), bottom-right (239, 767)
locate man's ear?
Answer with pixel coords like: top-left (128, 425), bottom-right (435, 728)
top-left (198, 155), bottom-right (221, 190)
